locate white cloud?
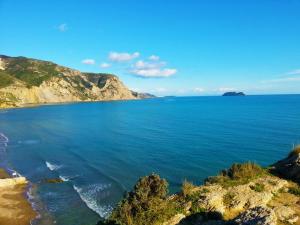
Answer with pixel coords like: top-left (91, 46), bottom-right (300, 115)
top-left (132, 68), bottom-right (177, 78)
top-left (131, 59), bottom-right (177, 78)
top-left (81, 59), bottom-right (96, 65)
top-left (262, 76), bottom-right (300, 83)
top-left (261, 69), bottom-right (300, 83)
top-left (217, 87), bottom-right (236, 92)
top-left (193, 87), bottom-right (205, 93)
top-left (134, 60), bottom-right (166, 69)
top-left (286, 69), bottom-right (300, 75)
top-left (109, 51), bottom-right (140, 62)
top-left (149, 55), bottom-right (160, 61)
top-left (100, 62), bottom-right (111, 68)
top-left (58, 23), bottom-right (68, 32)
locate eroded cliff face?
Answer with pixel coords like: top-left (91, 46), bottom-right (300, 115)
top-left (0, 55), bottom-right (138, 108)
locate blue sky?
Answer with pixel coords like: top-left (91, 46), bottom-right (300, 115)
top-left (1, 0), bottom-right (300, 96)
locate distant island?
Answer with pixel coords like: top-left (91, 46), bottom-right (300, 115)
top-left (222, 92), bottom-right (245, 96)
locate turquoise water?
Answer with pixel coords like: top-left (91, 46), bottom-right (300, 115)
top-left (0, 95), bottom-right (300, 225)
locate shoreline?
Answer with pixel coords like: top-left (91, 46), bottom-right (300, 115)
top-left (0, 96), bottom-right (148, 110)
top-left (0, 168), bottom-right (37, 225)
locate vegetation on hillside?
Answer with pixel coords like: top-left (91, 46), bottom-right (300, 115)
top-left (205, 162), bottom-right (265, 187)
top-left (3, 57), bottom-right (60, 87)
top-left (104, 174), bottom-right (184, 225)
top-left (0, 71), bottom-right (14, 88)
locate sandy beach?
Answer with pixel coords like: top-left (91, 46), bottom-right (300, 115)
top-left (0, 169), bottom-right (36, 225)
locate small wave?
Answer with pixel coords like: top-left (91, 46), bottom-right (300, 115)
top-left (59, 175), bottom-right (71, 182)
top-left (0, 133), bottom-right (9, 143)
top-left (45, 161), bottom-right (62, 171)
top-left (10, 169), bottom-right (22, 177)
top-left (0, 133), bottom-right (9, 149)
top-left (18, 140), bottom-right (40, 145)
top-left (73, 184), bottom-right (112, 218)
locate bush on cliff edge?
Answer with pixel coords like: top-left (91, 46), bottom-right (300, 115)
top-left (106, 173), bottom-right (182, 225)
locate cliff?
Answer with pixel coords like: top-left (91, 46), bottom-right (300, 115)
top-left (100, 146), bottom-right (300, 225)
top-left (0, 55), bottom-right (146, 108)
top-left (0, 170), bottom-right (36, 225)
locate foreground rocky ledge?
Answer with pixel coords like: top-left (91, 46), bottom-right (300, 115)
top-left (0, 170), bottom-right (36, 225)
top-left (100, 146), bottom-right (300, 225)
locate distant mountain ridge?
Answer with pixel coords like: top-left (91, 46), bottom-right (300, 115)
top-left (0, 55), bottom-right (154, 108)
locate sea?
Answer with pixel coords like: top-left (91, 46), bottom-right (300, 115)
top-left (0, 95), bottom-right (299, 225)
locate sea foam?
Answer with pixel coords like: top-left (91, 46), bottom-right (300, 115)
top-left (59, 175), bottom-right (70, 182)
top-left (45, 161), bottom-right (62, 171)
top-left (0, 133), bottom-right (9, 149)
top-left (73, 183), bottom-right (112, 218)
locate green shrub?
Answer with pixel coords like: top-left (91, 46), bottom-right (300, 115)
top-left (288, 186), bottom-right (300, 196)
top-left (108, 173), bottom-right (182, 225)
top-left (250, 183), bottom-right (265, 192)
top-left (206, 162), bottom-right (264, 187)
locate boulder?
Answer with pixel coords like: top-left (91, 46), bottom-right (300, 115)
top-left (233, 206), bottom-right (277, 225)
top-left (272, 148), bottom-right (300, 183)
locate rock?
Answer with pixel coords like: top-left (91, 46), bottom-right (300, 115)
top-left (131, 91), bottom-right (156, 99)
top-left (0, 177), bottom-right (27, 188)
top-left (163, 213), bottom-right (186, 225)
top-left (272, 148), bottom-right (300, 183)
top-left (222, 92), bottom-right (245, 96)
top-left (233, 206), bottom-right (277, 225)
top-left (274, 206), bottom-right (298, 224)
top-left (197, 185), bottom-right (227, 214)
top-left (43, 178), bottom-right (64, 184)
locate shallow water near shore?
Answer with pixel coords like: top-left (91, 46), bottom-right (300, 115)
top-left (0, 95), bottom-right (300, 225)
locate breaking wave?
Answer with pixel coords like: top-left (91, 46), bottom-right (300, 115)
top-left (0, 133), bottom-right (9, 150)
top-left (73, 183), bottom-right (112, 218)
top-left (45, 161), bottom-right (62, 171)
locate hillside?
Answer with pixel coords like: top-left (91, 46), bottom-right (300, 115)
top-left (0, 55), bottom-right (149, 108)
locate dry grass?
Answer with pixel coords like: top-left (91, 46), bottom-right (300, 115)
top-left (289, 145), bottom-right (300, 157)
top-left (181, 180), bottom-right (197, 198)
top-left (206, 162), bottom-right (265, 187)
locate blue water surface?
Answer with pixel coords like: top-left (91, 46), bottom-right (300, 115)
top-left (0, 95), bottom-right (300, 225)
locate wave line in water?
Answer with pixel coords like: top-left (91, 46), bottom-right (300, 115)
top-left (45, 161), bottom-right (62, 171)
top-left (0, 133), bottom-right (9, 150)
top-left (73, 184), bottom-right (112, 218)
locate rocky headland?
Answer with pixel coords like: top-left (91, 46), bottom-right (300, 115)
top-left (0, 55), bottom-right (154, 109)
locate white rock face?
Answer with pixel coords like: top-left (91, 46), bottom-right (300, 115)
top-left (0, 58), bottom-right (5, 70)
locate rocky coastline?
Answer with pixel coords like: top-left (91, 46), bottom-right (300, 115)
top-left (100, 145), bottom-right (300, 225)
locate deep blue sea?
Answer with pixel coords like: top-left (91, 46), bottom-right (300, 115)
top-left (0, 95), bottom-right (300, 225)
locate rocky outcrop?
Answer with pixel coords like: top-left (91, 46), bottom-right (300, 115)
top-left (0, 55), bottom-right (147, 108)
top-left (233, 206), bottom-right (277, 225)
top-left (106, 154), bottom-right (300, 225)
top-left (0, 177), bottom-right (27, 188)
top-left (271, 145), bottom-right (300, 183)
